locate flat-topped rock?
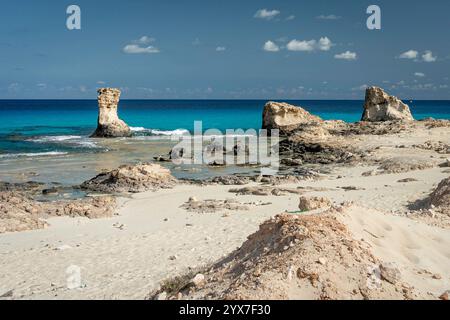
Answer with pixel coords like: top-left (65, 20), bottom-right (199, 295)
top-left (81, 163), bottom-right (176, 193)
top-left (90, 88), bottom-right (131, 138)
top-left (362, 87), bottom-right (414, 122)
top-left (262, 101), bottom-right (322, 134)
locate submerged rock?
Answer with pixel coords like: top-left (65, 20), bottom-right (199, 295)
top-left (90, 88), bottom-right (131, 138)
top-left (262, 101), bottom-right (322, 134)
top-left (81, 163), bottom-right (176, 193)
top-left (361, 87), bottom-right (414, 122)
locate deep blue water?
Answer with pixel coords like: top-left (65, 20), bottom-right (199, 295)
top-left (0, 99), bottom-right (449, 157)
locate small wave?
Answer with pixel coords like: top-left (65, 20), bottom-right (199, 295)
top-left (27, 135), bottom-right (82, 143)
top-left (26, 135), bottom-right (99, 149)
top-left (0, 151), bottom-right (68, 159)
top-left (130, 127), bottom-right (190, 136)
top-left (130, 127), bottom-right (147, 132)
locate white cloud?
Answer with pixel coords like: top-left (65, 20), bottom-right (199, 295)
top-left (123, 36), bottom-right (160, 54)
top-left (287, 39), bottom-right (315, 52)
top-left (216, 46), bottom-right (226, 52)
top-left (318, 37), bottom-right (333, 51)
top-left (285, 15), bottom-right (295, 21)
top-left (414, 72), bottom-right (425, 77)
top-left (422, 50), bottom-right (437, 62)
top-left (286, 37), bottom-right (333, 52)
top-left (254, 9), bottom-right (280, 20)
top-left (97, 81), bottom-right (106, 85)
top-left (263, 40), bottom-right (280, 52)
top-left (352, 84), bottom-right (368, 91)
top-left (316, 14), bottom-right (341, 20)
top-left (334, 51), bottom-right (357, 60)
top-left (123, 44), bottom-right (160, 54)
top-left (399, 50), bottom-right (418, 59)
top-left (133, 36), bottom-right (155, 45)
top-left (7, 83), bottom-right (21, 93)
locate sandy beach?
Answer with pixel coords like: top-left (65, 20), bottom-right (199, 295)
top-left (1, 87), bottom-right (450, 300)
top-left (1, 119), bottom-right (449, 299)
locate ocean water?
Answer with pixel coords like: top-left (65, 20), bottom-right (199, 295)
top-left (0, 99), bottom-right (449, 158)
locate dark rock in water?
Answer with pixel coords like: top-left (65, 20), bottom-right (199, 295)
top-left (233, 143), bottom-right (250, 156)
top-left (0, 181), bottom-right (45, 194)
top-left (42, 187), bottom-right (63, 195)
top-left (210, 176), bottom-right (251, 185)
top-left (208, 160), bottom-right (226, 167)
top-left (279, 139), bottom-right (357, 165)
top-left (90, 88), bottom-right (131, 138)
top-left (153, 155), bottom-right (171, 162)
top-left (205, 142), bottom-right (227, 155)
top-left (280, 158), bottom-right (303, 167)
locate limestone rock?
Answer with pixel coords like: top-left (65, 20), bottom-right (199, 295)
top-left (299, 196), bottom-right (332, 211)
top-left (90, 88), bottom-right (131, 138)
top-left (439, 290), bottom-right (449, 300)
top-left (262, 101), bottom-right (322, 134)
top-left (0, 192), bottom-right (117, 233)
top-left (427, 177), bottom-right (450, 213)
top-left (0, 192), bottom-right (48, 233)
top-left (361, 87), bottom-right (414, 122)
top-left (81, 163), bottom-right (176, 193)
top-left (379, 263), bottom-right (401, 284)
top-left (191, 274), bottom-right (206, 287)
top-left (56, 196), bottom-right (117, 219)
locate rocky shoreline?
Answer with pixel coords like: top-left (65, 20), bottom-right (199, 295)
top-left (1, 86), bottom-right (449, 234)
top-left (0, 86), bottom-right (449, 300)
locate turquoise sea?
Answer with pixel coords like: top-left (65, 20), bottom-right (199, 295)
top-left (0, 99), bottom-right (449, 158)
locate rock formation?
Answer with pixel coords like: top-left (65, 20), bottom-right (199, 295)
top-left (81, 163), bottom-right (176, 193)
top-left (262, 101), bottom-right (322, 134)
top-left (361, 87), bottom-right (414, 122)
top-left (0, 192), bottom-right (116, 233)
top-left (152, 208), bottom-right (408, 300)
top-left (427, 176), bottom-right (450, 214)
top-left (298, 196), bottom-right (332, 211)
top-left (90, 88), bottom-right (131, 138)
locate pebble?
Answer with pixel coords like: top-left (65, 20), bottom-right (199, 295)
top-left (380, 262), bottom-right (401, 285)
top-left (439, 290), bottom-right (449, 300)
top-left (191, 274), bottom-right (206, 287)
top-left (155, 292), bottom-right (167, 300)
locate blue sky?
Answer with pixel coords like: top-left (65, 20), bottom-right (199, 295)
top-left (0, 0), bottom-right (449, 99)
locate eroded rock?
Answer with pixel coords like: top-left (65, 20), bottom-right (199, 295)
top-left (81, 163), bottom-right (176, 193)
top-left (427, 177), bottom-right (450, 214)
top-left (90, 88), bottom-right (131, 138)
top-left (0, 192), bottom-right (117, 233)
top-left (262, 101), bottom-right (322, 134)
top-left (361, 87), bottom-right (414, 122)
top-left (298, 196), bottom-right (332, 211)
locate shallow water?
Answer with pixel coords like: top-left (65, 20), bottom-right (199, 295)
top-left (0, 99), bottom-right (449, 186)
